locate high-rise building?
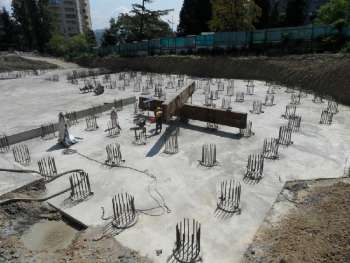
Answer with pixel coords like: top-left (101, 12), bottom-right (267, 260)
top-left (49, 0), bottom-right (92, 38)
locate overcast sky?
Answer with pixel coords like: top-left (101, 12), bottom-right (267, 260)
top-left (0, 0), bottom-right (182, 30)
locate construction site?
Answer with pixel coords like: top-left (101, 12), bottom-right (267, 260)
top-left (0, 54), bottom-right (350, 263)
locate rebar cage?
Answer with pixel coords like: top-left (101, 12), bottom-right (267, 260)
top-left (133, 128), bottom-right (147, 145)
top-left (312, 95), bottom-right (324, 103)
top-left (85, 115), bottom-right (99, 131)
top-left (278, 126), bottom-right (293, 146)
top-left (319, 110), bottom-right (333, 125)
top-left (244, 154), bottom-right (264, 181)
top-left (65, 111), bottom-right (78, 127)
top-left (235, 92), bottom-right (245, 103)
top-left (282, 105), bottom-right (296, 119)
top-left (288, 115), bottom-right (302, 132)
top-left (250, 100), bottom-right (264, 114)
top-left (239, 121), bottom-right (254, 138)
top-left (246, 81), bottom-right (255, 95)
top-left (12, 144), bottom-right (31, 166)
top-left (327, 101), bottom-right (338, 114)
top-left (173, 218), bottom-right (201, 263)
top-left (38, 156), bottom-right (57, 180)
top-left (199, 144), bottom-right (217, 167)
top-left (264, 94), bottom-right (275, 106)
top-left (262, 138), bottom-right (279, 159)
top-left (106, 143), bottom-right (124, 166)
top-left (69, 171), bottom-right (93, 202)
top-left (290, 93), bottom-right (301, 105)
top-left (164, 132), bottom-right (179, 154)
top-left (112, 193), bottom-right (137, 229)
top-left (0, 134), bottom-right (10, 153)
top-left (217, 180), bottom-right (241, 214)
top-left (106, 120), bottom-right (121, 137)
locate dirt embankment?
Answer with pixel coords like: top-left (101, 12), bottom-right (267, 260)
top-left (0, 182), bottom-right (152, 263)
top-left (0, 54), bottom-right (58, 72)
top-left (77, 54), bottom-right (350, 106)
top-left (243, 178), bottom-right (350, 263)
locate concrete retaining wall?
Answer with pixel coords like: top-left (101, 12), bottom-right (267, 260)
top-left (7, 96), bottom-right (136, 145)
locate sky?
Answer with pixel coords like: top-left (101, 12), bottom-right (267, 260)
top-left (0, 0), bottom-right (183, 31)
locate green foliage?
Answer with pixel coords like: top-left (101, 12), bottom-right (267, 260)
top-left (209, 0), bottom-right (262, 32)
top-left (102, 1), bottom-right (172, 46)
top-left (47, 33), bottom-right (66, 56)
top-left (11, 0), bottom-right (53, 52)
top-left (315, 0), bottom-right (350, 26)
top-left (285, 0), bottom-right (307, 26)
top-left (0, 7), bottom-right (21, 50)
top-left (48, 33), bottom-right (92, 58)
top-left (254, 0), bottom-right (271, 29)
top-left (340, 42), bottom-right (350, 53)
top-left (85, 29), bottom-right (97, 48)
top-left (177, 0), bottom-right (212, 35)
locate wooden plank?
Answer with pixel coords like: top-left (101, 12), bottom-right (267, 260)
top-left (180, 104), bottom-right (247, 129)
top-left (138, 96), bottom-right (164, 112)
top-left (162, 82), bottom-right (195, 121)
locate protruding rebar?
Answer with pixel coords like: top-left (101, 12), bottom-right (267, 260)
top-left (288, 115), bottom-right (302, 132)
top-left (264, 94), bottom-right (275, 106)
top-left (246, 80), bottom-right (255, 95)
top-left (133, 128), bottom-right (147, 145)
top-left (199, 144), bottom-right (217, 167)
top-left (290, 93), bottom-right (301, 105)
top-left (12, 144), bottom-right (31, 166)
top-left (85, 115), bottom-right (99, 131)
top-left (250, 100), bottom-right (264, 114)
top-left (0, 134), bottom-right (10, 153)
top-left (235, 92), bottom-right (245, 102)
top-left (69, 171), bottom-right (93, 202)
top-left (244, 154), bottom-right (264, 182)
top-left (164, 132), bottom-right (179, 154)
top-left (112, 193), bottom-right (137, 229)
top-left (327, 101), bottom-right (338, 114)
top-left (173, 218), bottom-right (201, 263)
top-left (106, 143), bottom-right (124, 166)
top-left (282, 105), bottom-right (296, 119)
top-left (239, 121), bottom-right (254, 138)
top-left (38, 156), bottom-right (57, 180)
top-left (217, 180), bottom-right (241, 214)
top-left (278, 126), bottom-right (293, 146)
top-left (319, 110), bottom-right (333, 125)
top-left (262, 138), bottom-right (279, 159)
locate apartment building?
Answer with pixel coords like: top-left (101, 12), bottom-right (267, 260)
top-left (49, 0), bottom-right (92, 38)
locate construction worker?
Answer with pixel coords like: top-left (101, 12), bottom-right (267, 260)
top-left (155, 107), bottom-right (163, 134)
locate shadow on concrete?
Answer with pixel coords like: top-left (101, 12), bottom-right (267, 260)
top-left (178, 122), bottom-right (241, 140)
top-left (146, 125), bottom-right (177, 157)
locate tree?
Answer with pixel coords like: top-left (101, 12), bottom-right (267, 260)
top-left (209, 0), bottom-right (262, 32)
top-left (177, 0), bottom-right (212, 35)
top-left (85, 29), bottom-right (97, 48)
top-left (47, 33), bottom-right (66, 56)
top-left (11, 0), bottom-right (53, 51)
top-left (0, 8), bottom-right (20, 50)
top-left (254, 0), bottom-right (270, 29)
top-left (101, 1), bottom-right (172, 46)
top-left (315, 0), bottom-right (350, 26)
top-left (285, 0), bottom-right (307, 26)
top-left (130, 0), bottom-right (172, 40)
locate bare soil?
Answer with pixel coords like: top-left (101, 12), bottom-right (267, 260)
top-left (242, 178), bottom-right (350, 263)
top-left (0, 54), bottom-right (57, 72)
top-left (0, 183), bottom-right (152, 263)
top-left (77, 54), bottom-right (350, 106)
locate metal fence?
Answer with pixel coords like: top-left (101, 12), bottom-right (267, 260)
top-left (99, 24), bottom-right (350, 56)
